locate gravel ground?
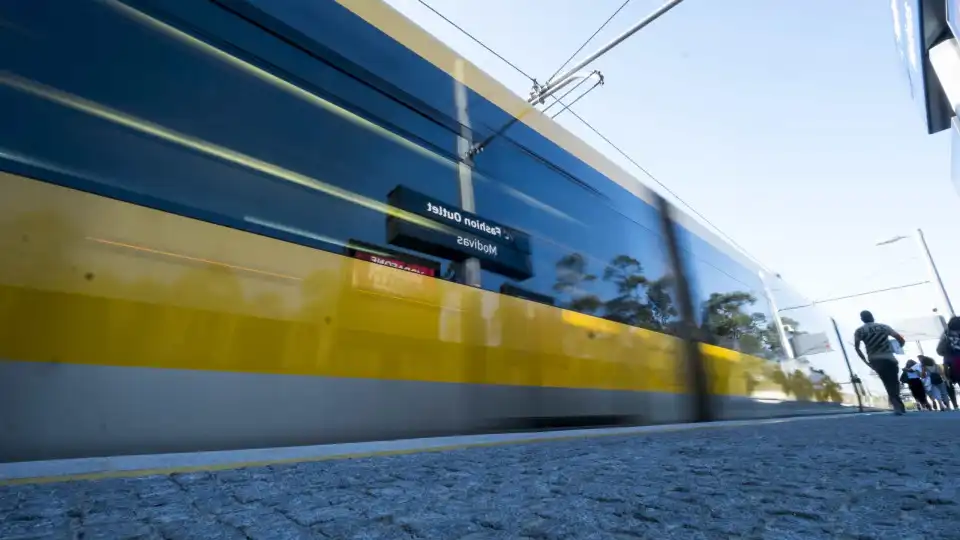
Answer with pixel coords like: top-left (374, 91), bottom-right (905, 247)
top-left (2, 413), bottom-right (959, 539)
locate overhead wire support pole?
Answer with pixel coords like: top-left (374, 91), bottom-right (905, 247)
top-left (916, 228), bottom-right (955, 318)
top-left (531, 0), bottom-right (686, 103)
top-left (831, 317), bottom-right (864, 413)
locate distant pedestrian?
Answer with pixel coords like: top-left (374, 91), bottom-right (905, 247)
top-left (919, 355), bottom-right (949, 411)
top-left (943, 350), bottom-right (960, 409)
top-left (936, 316), bottom-right (960, 379)
top-left (945, 376), bottom-right (959, 409)
top-left (901, 359), bottom-right (932, 411)
top-left (936, 316), bottom-right (960, 409)
top-left (854, 310), bottom-right (907, 414)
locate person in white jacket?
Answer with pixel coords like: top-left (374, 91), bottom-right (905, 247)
top-left (902, 359), bottom-right (932, 411)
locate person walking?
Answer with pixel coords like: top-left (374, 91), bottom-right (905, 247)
top-left (854, 310), bottom-right (907, 414)
top-left (936, 316), bottom-right (960, 409)
top-left (920, 355), bottom-right (949, 410)
top-left (945, 373), bottom-right (959, 410)
top-left (902, 359), bottom-right (932, 411)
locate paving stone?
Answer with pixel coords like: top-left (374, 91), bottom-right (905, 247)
top-left (79, 521), bottom-right (160, 540)
top-left (0, 523), bottom-right (65, 540)
top-left (154, 518), bottom-right (247, 540)
top-left (3, 414), bottom-right (960, 538)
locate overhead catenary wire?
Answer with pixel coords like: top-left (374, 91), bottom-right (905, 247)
top-left (777, 281), bottom-right (932, 312)
top-left (413, 0), bottom-right (771, 271)
top-left (546, 0), bottom-right (632, 84)
top-left (549, 80), bottom-right (602, 119)
top-left (814, 255), bottom-right (923, 303)
top-left (556, 104), bottom-right (769, 270)
top-left (540, 75), bottom-right (591, 114)
top-left (539, 74), bottom-right (602, 119)
top-left (413, 0), bottom-right (537, 83)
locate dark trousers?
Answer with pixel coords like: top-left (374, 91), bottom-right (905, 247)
top-left (869, 357), bottom-right (905, 412)
top-left (906, 379), bottom-right (931, 410)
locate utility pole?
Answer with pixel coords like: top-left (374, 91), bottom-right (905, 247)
top-left (916, 228), bottom-right (955, 318)
top-left (832, 317), bottom-right (864, 413)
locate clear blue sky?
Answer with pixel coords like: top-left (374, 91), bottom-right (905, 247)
top-left (385, 0), bottom-right (957, 346)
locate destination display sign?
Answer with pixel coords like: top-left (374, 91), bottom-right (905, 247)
top-left (386, 216), bottom-right (533, 281)
top-left (346, 241), bottom-right (442, 295)
top-left (387, 186), bottom-right (531, 254)
top-left (351, 251), bottom-right (437, 277)
top-left (346, 241), bottom-right (440, 277)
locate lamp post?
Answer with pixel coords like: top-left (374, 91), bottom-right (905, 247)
top-left (876, 228), bottom-right (955, 319)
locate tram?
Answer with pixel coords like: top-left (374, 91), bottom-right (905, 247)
top-left (0, 0), bottom-right (870, 462)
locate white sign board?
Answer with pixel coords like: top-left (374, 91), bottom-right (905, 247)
top-left (790, 332), bottom-right (832, 356)
top-left (888, 315), bottom-right (945, 341)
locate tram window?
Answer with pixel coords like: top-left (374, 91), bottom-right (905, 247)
top-left (0, 0), bottom-right (466, 270)
top-left (768, 285), bottom-right (836, 359)
top-left (0, 0), bottom-right (755, 346)
top-left (237, 0), bottom-right (461, 122)
top-left (684, 242), bottom-right (779, 357)
top-left (471, 135), bottom-right (679, 333)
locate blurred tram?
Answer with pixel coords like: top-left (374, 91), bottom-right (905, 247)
top-left (0, 0), bottom-right (875, 463)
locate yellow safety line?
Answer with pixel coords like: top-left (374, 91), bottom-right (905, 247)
top-left (0, 414), bottom-right (861, 486)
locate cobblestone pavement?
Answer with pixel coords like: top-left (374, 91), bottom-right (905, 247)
top-left (3, 413), bottom-right (960, 540)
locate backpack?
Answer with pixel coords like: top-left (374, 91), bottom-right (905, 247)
top-left (930, 370), bottom-right (944, 385)
top-left (947, 331), bottom-right (960, 355)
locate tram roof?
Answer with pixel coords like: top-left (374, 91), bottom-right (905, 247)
top-left (332, 0), bottom-right (763, 275)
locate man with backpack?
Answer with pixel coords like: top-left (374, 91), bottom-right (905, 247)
top-left (854, 310), bottom-right (907, 414)
top-left (936, 316), bottom-right (960, 404)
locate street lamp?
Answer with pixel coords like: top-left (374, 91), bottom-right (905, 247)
top-left (876, 228), bottom-right (955, 318)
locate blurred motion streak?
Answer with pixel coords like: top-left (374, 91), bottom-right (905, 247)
top-left (0, 0), bottom-right (878, 463)
top-left (104, 0), bottom-right (581, 226)
top-left (0, 72), bottom-right (456, 237)
top-left (86, 237), bottom-right (303, 282)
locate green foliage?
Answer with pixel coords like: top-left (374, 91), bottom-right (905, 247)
top-left (552, 252), bottom-right (849, 404)
top-left (553, 253), bottom-right (603, 315)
